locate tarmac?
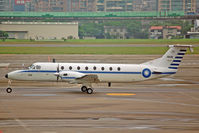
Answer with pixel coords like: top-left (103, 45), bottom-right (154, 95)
top-left (0, 54), bottom-right (199, 133)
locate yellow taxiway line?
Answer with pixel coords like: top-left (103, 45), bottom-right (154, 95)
top-left (106, 93), bottom-right (136, 96)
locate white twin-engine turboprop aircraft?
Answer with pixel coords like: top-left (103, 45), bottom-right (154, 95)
top-left (5, 45), bottom-right (193, 94)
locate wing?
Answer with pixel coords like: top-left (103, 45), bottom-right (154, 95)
top-left (56, 71), bottom-right (100, 84)
top-left (76, 74), bottom-right (100, 83)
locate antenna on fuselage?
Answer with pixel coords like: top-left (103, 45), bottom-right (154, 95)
top-left (53, 59), bottom-right (56, 63)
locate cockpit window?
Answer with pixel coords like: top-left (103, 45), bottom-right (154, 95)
top-left (36, 65), bottom-right (41, 70)
top-left (29, 65), bottom-right (35, 70)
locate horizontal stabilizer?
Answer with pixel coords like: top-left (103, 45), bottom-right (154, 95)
top-left (169, 44), bottom-right (194, 52)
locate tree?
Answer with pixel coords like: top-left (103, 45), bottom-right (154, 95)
top-left (0, 31), bottom-right (8, 41)
top-left (79, 22), bottom-right (104, 39)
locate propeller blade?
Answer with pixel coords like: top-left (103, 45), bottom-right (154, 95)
top-left (56, 64), bottom-right (60, 82)
top-left (57, 64), bottom-right (59, 73)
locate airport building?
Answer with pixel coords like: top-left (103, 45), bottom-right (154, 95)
top-left (150, 25), bottom-right (181, 39)
top-left (187, 20), bottom-right (199, 38)
top-left (0, 22), bottom-right (79, 40)
top-left (104, 26), bottom-right (128, 39)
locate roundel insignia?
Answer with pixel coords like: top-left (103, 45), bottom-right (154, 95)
top-left (142, 68), bottom-right (151, 78)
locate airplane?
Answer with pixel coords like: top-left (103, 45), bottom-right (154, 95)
top-left (5, 44), bottom-right (193, 94)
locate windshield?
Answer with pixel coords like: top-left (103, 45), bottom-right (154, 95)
top-left (28, 64), bottom-right (41, 70)
top-left (28, 65), bottom-right (35, 70)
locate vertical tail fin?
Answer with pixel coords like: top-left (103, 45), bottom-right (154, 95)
top-left (142, 45), bottom-right (193, 71)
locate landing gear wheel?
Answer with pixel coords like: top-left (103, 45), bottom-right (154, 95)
top-left (81, 86), bottom-right (87, 92)
top-left (86, 88), bottom-right (93, 94)
top-left (6, 87), bottom-right (12, 93)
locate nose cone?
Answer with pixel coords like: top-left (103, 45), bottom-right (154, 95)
top-left (5, 74), bottom-right (8, 79)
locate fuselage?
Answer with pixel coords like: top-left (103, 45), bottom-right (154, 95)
top-left (7, 62), bottom-right (176, 83)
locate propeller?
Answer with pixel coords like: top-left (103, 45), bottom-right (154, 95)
top-left (54, 64), bottom-right (60, 82)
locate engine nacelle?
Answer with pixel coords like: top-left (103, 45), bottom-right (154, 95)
top-left (59, 71), bottom-right (85, 80)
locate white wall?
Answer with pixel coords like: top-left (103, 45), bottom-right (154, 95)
top-left (0, 22), bottom-right (79, 39)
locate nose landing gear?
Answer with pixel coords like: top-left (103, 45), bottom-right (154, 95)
top-left (6, 80), bottom-right (12, 93)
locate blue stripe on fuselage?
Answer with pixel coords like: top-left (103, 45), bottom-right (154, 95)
top-left (19, 70), bottom-right (176, 75)
top-left (61, 77), bottom-right (76, 79)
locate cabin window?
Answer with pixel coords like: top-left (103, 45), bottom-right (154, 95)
top-left (61, 66), bottom-right (64, 70)
top-left (109, 67), bottom-right (113, 71)
top-left (77, 66), bottom-right (80, 70)
top-left (117, 67), bottom-right (121, 71)
top-left (101, 67), bottom-right (105, 71)
top-left (69, 66), bottom-right (72, 70)
top-left (93, 66), bottom-right (96, 70)
top-left (85, 66), bottom-right (88, 70)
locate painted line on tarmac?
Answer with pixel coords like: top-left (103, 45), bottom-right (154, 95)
top-left (15, 119), bottom-right (31, 131)
top-left (23, 94), bottom-right (56, 97)
top-left (110, 97), bottom-right (199, 107)
top-left (106, 93), bottom-right (136, 96)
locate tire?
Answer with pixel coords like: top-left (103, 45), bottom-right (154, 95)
top-left (6, 87), bottom-right (12, 93)
top-left (81, 86), bottom-right (87, 92)
top-left (86, 88), bottom-right (93, 94)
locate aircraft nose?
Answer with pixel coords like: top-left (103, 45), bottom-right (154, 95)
top-left (5, 74), bottom-right (8, 79)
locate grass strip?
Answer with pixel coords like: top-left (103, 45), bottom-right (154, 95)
top-left (0, 47), bottom-right (198, 54)
top-left (0, 39), bottom-right (199, 45)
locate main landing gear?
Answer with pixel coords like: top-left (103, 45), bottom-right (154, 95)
top-left (6, 80), bottom-right (12, 93)
top-left (81, 86), bottom-right (93, 94)
top-left (6, 87), bottom-right (12, 93)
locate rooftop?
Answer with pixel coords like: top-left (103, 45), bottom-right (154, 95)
top-left (150, 26), bottom-right (181, 30)
top-left (1, 22), bottom-right (78, 25)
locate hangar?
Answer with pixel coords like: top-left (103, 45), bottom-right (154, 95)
top-left (0, 21), bottom-right (79, 40)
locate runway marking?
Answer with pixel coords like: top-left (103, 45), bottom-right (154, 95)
top-left (23, 94), bottom-right (56, 97)
top-left (179, 92), bottom-right (199, 101)
top-left (41, 131), bottom-right (57, 133)
top-left (109, 98), bottom-right (199, 107)
top-left (15, 119), bottom-right (31, 131)
top-left (106, 93), bottom-right (136, 96)
top-left (0, 63), bottom-right (10, 67)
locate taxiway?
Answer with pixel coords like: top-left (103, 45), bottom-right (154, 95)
top-left (0, 54), bottom-right (199, 133)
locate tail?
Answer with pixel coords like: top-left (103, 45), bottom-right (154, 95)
top-left (142, 45), bottom-right (193, 71)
